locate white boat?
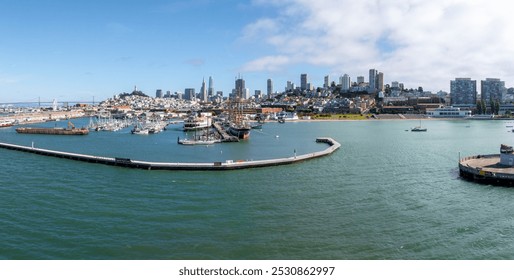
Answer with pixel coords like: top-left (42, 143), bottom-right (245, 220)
top-left (426, 106), bottom-right (472, 118)
top-left (411, 120), bottom-right (427, 132)
top-left (465, 114), bottom-right (495, 120)
top-left (411, 126), bottom-right (427, 132)
top-left (183, 112), bottom-right (212, 131)
top-left (177, 138), bottom-right (219, 145)
top-left (276, 111), bottom-right (299, 121)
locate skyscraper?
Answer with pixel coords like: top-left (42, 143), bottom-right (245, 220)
top-left (369, 69), bottom-right (378, 92)
top-left (155, 89), bottom-right (163, 98)
top-left (450, 78), bottom-right (477, 106)
top-left (200, 78), bottom-right (207, 102)
top-left (341, 74), bottom-right (351, 91)
top-left (300, 74), bottom-right (308, 91)
top-left (234, 75), bottom-right (246, 99)
top-left (481, 78), bottom-right (506, 105)
top-left (377, 72), bottom-right (384, 92)
top-left (184, 88), bottom-right (196, 101)
top-left (357, 76), bottom-right (365, 84)
top-left (324, 75), bottom-right (330, 88)
top-left (208, 76), bottom-right (214, 98)
top-left (267, 79), bottom-right (273, 98)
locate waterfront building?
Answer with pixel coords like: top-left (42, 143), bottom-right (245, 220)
top-left (450, 78), bottom-right (477, 106)
top-left (185, 88), bottom-right (196, 101)
top-left (481, 78), bottom-right (506, 105)
top-left (155, 89), bottom-right (163, 98)
top-left (267, 79), bottom-right (273, 99)
top-left (301, 74), bottom-right (308, 91)
top-left (426, 106), bottom-right (472, 118)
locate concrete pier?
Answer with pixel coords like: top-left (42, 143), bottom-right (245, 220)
top-left (0, 137), bottom-right (340, 171)
top-left (459, 154), bottom-right (514, 186)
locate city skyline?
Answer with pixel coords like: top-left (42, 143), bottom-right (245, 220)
top-left (1, 0), bottom-right (514, 103)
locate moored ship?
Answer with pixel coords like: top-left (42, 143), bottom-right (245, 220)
top-left (15, 121), bottom-right (89, 135)
top-left (183, 112), bottom-right (212, 131)
top-left (227, 77), bottom-right (251, 140)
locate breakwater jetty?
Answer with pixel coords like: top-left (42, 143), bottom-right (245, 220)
top-left (459, 145), bottom-right (514, 186)
top-left (0, 137), bottom-right (340, 171)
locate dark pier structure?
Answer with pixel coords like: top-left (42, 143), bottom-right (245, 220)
top-left (459, 144), bottom-right (514, 186)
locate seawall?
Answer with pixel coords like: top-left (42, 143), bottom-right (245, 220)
top-left (0, 137), bottom-right (340, 171)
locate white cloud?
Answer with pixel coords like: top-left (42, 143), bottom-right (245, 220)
top-left (242, 55), bottom-right (291, 72)
top-left (243, 0), bottom-right (514, 91)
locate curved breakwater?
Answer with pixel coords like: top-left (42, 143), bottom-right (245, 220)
top-left (0, 137), bottom-right (340, 171)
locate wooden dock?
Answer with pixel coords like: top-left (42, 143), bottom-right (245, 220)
top-left (0, 137), bottom-right (340, 171)
top-left (212, 122), bottom-right (239, 142)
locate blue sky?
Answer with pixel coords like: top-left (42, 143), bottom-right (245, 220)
top-left (2, 0), bottom-right (514, 103)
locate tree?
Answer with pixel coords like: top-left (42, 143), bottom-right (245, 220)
top-left (480, 99), bottom-right (486, 114)
top-left (494, 99), bottom-right (500, 115)
top-left (476, 101), bottom-right (482, 114)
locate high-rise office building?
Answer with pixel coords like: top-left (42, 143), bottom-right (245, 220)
top-left (357, 76), bottom-right (365, 84)
top-left (184, 88), bottom-right (196, 101)
top-left (200, 78), bottom-right (208, 102)
top-left (155, 89), bottom-right (163, 98)
top-left (324, 75), bottom-right (330, 88)
top-left (450, 78), bottom-right (477, 106)
top-left (341, 74), bottom-right (351, 91)
top-left (301, 74), bottom-right (308, 91)
top-left (234, 75), bottom-right (246, 99)
top-left (286, 81), bottom-right (293, 91)
top-left (208, 76), bottom-right (214, 98)
top-left (254, 90), bottom-right (262, 99)
top-left (267, 79), bottom-right (273, 98)
top-left (369, 69), bottom-right (378, 92)
top-left (377, 72), bottom-right (384, 92)
top-left (481, 78), bottom-right (506, 105)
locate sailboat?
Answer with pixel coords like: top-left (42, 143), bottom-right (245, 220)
top-left (411, 120), bottom-right (427, 132)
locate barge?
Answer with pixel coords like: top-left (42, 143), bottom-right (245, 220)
top-left (16, 121), bottom-right (89, 135)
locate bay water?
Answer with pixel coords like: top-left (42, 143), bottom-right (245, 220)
top-left (1, 118), bottom-right (514, 259)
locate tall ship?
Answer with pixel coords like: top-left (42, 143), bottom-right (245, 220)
top-left (227, 76), bottom-right (251, 140)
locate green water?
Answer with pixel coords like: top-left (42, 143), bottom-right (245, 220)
top-left (1, 119), bottom-right (514, 259)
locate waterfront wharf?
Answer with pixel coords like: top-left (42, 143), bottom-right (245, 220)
top-left (0, 137), bottom-right (340, 171)
top-left (459, 154), bottom-right (514, 186)
top-left (212, 122), bottom-right (239, 142)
